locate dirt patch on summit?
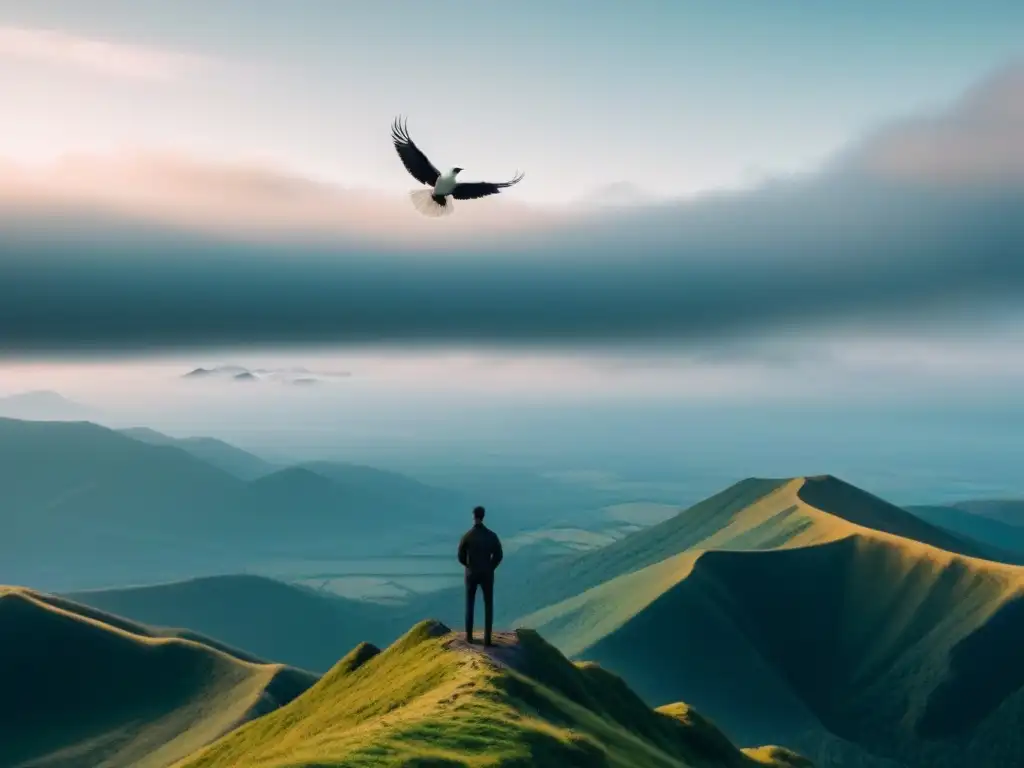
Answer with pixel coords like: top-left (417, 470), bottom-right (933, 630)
top-left (445, 630), bottom-right (526, 672)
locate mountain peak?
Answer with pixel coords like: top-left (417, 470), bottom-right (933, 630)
top-left (793, 474), bottom-right (986, 557)
top-left (179, 620), bottom-right (807, 767)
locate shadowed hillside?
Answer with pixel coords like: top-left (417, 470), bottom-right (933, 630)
top-left (67, 574), bottom-right (404, 672)
top-left (177, 620), bottom-right (811, 768)
top-left (0, 586), bottom-right (315, 768)
top-left (518, 476), bottom-right (1024, 767)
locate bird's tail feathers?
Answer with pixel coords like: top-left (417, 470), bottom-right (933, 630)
top-left (409, 189), bottom-right (454, 218)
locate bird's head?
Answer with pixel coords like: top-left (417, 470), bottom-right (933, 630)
top-left (452, 167), bottom-right (464, 175)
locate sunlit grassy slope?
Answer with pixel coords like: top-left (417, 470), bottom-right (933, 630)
top-left (177, 621), bottom-right (811, 768)
top-left (519, 476), bottom-right (994, 655)
top-left (518, 476), bottom-right (1024, 767)
top-left (505, 474), bottom-right (992, 622)
top-left (0, 586), bottom-right (315, 768)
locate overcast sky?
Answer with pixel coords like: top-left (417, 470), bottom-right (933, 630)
top-left (0, 2), bottom-right (1022, 409)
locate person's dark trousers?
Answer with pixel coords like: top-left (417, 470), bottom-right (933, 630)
top-left (464, 570), bottom-right (494, 645)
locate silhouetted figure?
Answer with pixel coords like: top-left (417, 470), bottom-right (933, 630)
top-left (457, 505), bottom-right (503, 646)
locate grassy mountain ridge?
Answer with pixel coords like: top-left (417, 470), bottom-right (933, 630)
top-left (517, 476), bottom-right (1024, 767)
top-left (177, 620), bottom-right (811, 768)
top-left (502, 474), bottom-right (990, 624)
top-left (0, 586), bottom-right (315, 768)
top-left (120, 425), bottom-right (459, 504)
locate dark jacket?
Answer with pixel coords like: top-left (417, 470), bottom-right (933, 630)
top-left (458, 523), bottom-right (503, 575)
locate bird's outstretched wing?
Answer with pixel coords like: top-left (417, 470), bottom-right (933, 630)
top-left (391, 117), bottom-right (440, 187)
top-left (451, 171), bottom-right (525, 200)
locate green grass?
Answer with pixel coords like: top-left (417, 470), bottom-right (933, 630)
top-left (0, 586), bottom-right (315, 768)
top-left (177, 621), bottom-right (806, 768)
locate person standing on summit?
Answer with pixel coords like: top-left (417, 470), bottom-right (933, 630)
top-left (457, 506), bottom-right (503, 646)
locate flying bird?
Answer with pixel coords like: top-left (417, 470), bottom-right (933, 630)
top-left (391, 116), bottom-right (524, 217)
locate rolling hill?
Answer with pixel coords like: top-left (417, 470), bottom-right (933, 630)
top-left (237, 463), bottom-right (466, 554)
top-left (948, 499), bottom-right (1024, 527)
top-left (0, 417), bottom-right (242, 580)
top-left (176, 620), bottom-right (810, 768)
top-left (120, 426), bottom-right (278, 480)
top-left (515, 475), bottom-right (1024, 768)
top-left (298, 459), bottom-right (461, 508)
top-left (121, 426), bottom-right (463, 512)
top-left (67, 574), bottom-right (405, 672)
top-left (0, 586), bottom-right (315, 768)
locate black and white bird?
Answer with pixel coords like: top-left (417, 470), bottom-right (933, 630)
top-left (391, 116), bottom-right (524, 217)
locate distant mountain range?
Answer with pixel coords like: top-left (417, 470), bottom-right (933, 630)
top-left (0, 417), bottom-right (466, 588)
top-left (943, 498), bottom-right (1024, 527)
top-left (119, 426), bottom-right (279, 480)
